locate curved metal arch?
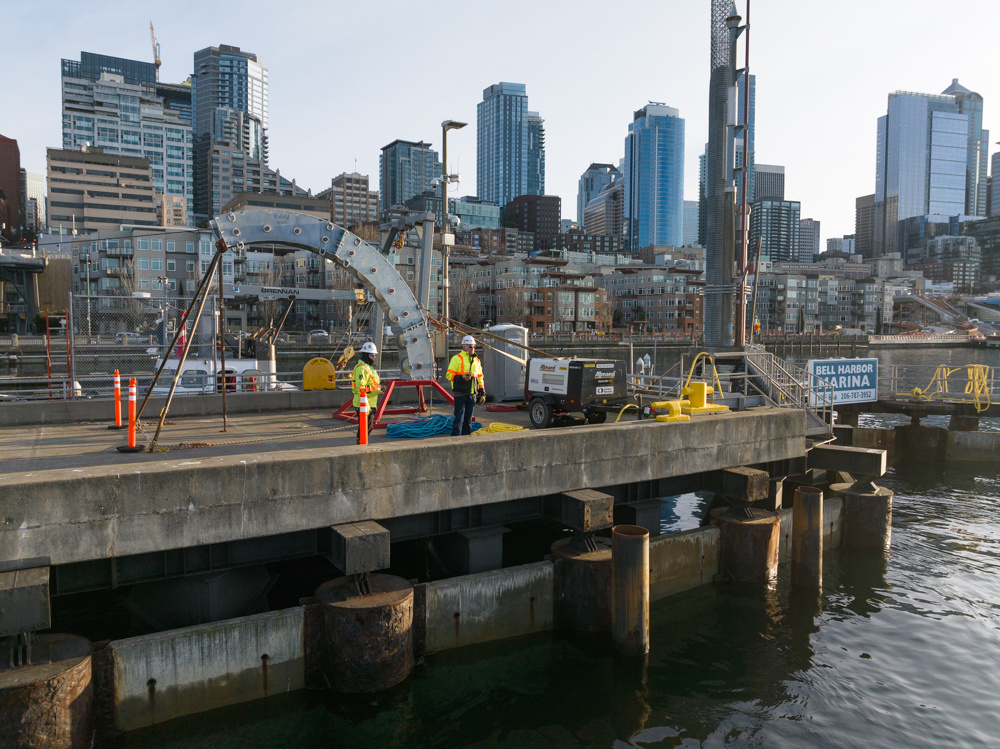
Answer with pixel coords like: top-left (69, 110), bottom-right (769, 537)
top-left (210, 208), bottom-right (435, 377)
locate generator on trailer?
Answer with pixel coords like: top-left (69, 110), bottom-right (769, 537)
top-left (524, 357), bottom-right (629, 428)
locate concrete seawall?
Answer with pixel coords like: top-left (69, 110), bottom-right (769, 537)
top-left (106, 607), bottom-right (304, 733)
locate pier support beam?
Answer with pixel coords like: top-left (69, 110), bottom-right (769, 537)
top-left (611, 526), bottom-right (649, 656)
top-left (0, 634), bottom-right (93, 749)
top-left (949, 415), bottom-right (979, 432)
top-left (711, 509), bottom-right (781, 584)
top-left (315, 574), bottom-right (414, 693)
top-left (791, 487), bottom-right (823, 590)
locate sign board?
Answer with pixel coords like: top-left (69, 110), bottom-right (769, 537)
top-left (807, 357), bottom-right (878, 405)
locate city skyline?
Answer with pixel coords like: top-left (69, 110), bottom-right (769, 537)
top-left (2, 0), bottom-right (998, 244)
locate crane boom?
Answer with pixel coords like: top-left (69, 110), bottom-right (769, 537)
top-left (149, 22), bottom-right (161, 81)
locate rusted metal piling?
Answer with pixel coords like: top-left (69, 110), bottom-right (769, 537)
top-left (712, 509), bottom-right (781, 584)
top-left (0, 634), bottom-right (93, 749)
top-left (315, 574), bottom-right (414, 693)
top-left (611, 525), bottom-right (650, 657)
top-left (551, 538), bottom-right (612, 632)
top-left (838, 484), bottom-right (894, 551)
top-left (791, 487), bottom-right (823, 589)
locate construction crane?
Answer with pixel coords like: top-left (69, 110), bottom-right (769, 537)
top-left (149, 22), bottom-right (161, 81)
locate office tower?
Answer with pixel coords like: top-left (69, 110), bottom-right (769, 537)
top-left (826, 236), bottom-right (856, 254)
top-left (505, 195), bottom-right (561, 251)
top-left (735, 73), bottom-right (756, 207)
top-left (61, 52), bottom-right (193, 224)
top-left (748, 199), bottom-right (800, 262)
top-left (192, 45), bottom-right (269, 218)
top-left (989, 154), bottom-right (1000, 217)
top-left (527, 112), bottom-right (545, 196)
top-left (698, 150), bottom-right (707, 247)
top-left (46, 146), bottom-right (157, 234)
top-left (583, 180), bottom-right (624, 238)
top-left (577, 163), bottom-right (619, 225)
top-left (874, 89), bottom-right (970, 255)
top-left (477, 83), bottom-right (545, 207)
top-left (20, 170), bottom-right (45, 233)
top-left (941, 79), bottom-right (989, 216)
top-left (624, 103), bottom-right (685, 252)
top-left (0, 134), bottom-right (20, 241)
top-left (379, 140), bottom-right (442, 212)
top-left (315, 173), bottom-right (379, 228)
top-left (855, 193), bottom-right (876, 257)
top-left (798, 218), bottom-right (821, 261)
top-left (683, 200), bottom-right (699, 246)
top-left (754, 164), bottom-right (785, 201)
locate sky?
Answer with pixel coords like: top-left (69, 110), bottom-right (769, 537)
top-left (3, 0), bottom-right (999, 245)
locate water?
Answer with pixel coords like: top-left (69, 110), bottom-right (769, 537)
top-left (114, 460), bottom-right (1000, 748)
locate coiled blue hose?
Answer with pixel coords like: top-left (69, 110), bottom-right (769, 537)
top-left (385, 414), bottom-right (483, 439)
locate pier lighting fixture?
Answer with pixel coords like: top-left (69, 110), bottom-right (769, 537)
top-left (440, 119), bottom-right (466, 364)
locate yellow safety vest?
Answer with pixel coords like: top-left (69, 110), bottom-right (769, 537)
top-left (352, 360), bottom-right (381, 408)
top-left (447, 351), bottom-right (484, 394)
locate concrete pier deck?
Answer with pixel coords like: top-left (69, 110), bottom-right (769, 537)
top-left (0, 397), bottom-right (806, 578)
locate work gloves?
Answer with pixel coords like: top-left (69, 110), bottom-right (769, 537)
top-left (477, 389), bottom-right (486, 406)
top-left (459, 373), bottom-right (473, 382)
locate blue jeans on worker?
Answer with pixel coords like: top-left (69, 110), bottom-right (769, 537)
top-left (452, 394), bottom-right (476, 436)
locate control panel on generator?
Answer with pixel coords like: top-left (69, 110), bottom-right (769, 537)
top-left (524, 357), bottom-right (628, 428)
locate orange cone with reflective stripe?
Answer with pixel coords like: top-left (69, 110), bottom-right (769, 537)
top-left (127, 378), bottom-right (137, 448)
top-left (359, 387), bottom-right (369, 446)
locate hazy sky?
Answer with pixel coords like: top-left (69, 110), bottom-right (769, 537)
top-left (3, 0), bottom-right (998, 243)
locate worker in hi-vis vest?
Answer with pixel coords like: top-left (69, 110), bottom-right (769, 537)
top-left (446, 335), bottom-right (485, 436)
top-left (352, 341), bottom-right (381, 443)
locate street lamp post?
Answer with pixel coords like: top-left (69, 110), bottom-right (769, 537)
top-left (440, 119), bottom-right (466, 365)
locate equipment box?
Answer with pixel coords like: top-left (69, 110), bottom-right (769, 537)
top-left (524, 358), bottom-right (628, 428)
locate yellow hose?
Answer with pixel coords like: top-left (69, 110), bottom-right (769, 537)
top-left (614, 403), bottom-right (640, 423)
top-left (472, 421), bottom-right (523, 435)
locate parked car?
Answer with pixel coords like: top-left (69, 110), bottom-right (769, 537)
top-left (115, 332), bottom-right (148, 344)
top-left (308, 329), bottom-right (330, 339)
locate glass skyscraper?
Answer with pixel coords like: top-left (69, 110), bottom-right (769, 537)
top-left (477, 83), bottom-right (545, 208)
top-left (874, 90), bottom-right (970, 255)
top-left (942, 79), bottom-right (989, 217)
top-left (379, 140), bottom-right (442, 213)
top-left (624, 104), bottom-right (685, 252)
top-left (577, 163), bottom-right (619, 225)
top-left (192, 45), bottom-right (269, 218)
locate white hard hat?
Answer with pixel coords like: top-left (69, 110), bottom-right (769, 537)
top-left (461, 335), bottom-right (476, 346)
top-left (360, 342), bottom-right (378, 354)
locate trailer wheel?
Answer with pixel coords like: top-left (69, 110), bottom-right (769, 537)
top-left (585, 409), bottom-right (607, 424)
top-left (528, 397), bottom-right (553, 429)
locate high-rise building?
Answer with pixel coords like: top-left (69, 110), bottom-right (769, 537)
top-left (624, 103), bottom-right (685, 252)
top-left (0, 134), bottom-right (20, 241)
top-left (826, 236), bottom-right (856, 254)
top-left (477, 83), bottom-right (545, 208)
top-left (735, 73), bottom-right (756, 207)
top-left (315, 173), bottom-right (379, 228)
top-left (379, 140), bottom-right (441, 213)
top-left (46, 146), bottom-right (158, 234)
top-left (577, 163), bottom-right (619, 225)
top-left (583, 180), bottom-right (624, 239)
top-left (799, 218), bottom-right (820, 262)
top-left (683, 200), bottom-right (699, 246)
top-left (754, 164), bottom-right (785, 201)
top-left (874, 89), bottom-right (971, 255)
top-left (855, 193), bottom-right (876, 257)
top-left (990, 154), bottom-right (1000, 218)
top-left (527, 112), bottom-right (545, 197)
top-left (941, 79), bottom-right (989, 217)
top-left (192, 45), bottom-right (269, 219)
top-left (21, 170), bottom-right (45, 233)
top-left (61, 53), bottom-right (194, 224)
top-left (505, 195), bottom-right (561, 251)
top-left (749, 199), bottom-right (800, 263)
